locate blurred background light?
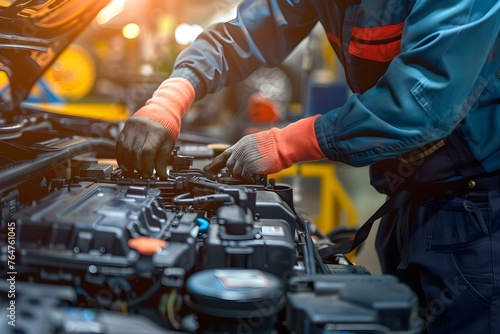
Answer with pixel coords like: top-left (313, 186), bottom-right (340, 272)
top-left (122, 23), bottom-right (140, 39)
top-left (96, 0), bottom-right (126, 25)
top-left (174, 23), bottom-right (203, 45)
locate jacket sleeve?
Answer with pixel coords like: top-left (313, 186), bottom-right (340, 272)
top-left (315, 0), bottom-right (500, 166)
top-left (170, 0), bottom-right (318, 100)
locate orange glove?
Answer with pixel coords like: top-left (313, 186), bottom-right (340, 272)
top-left (116, 77), bottom-right (195, 179)
top-left (204, 115), bottom-right (326, 182)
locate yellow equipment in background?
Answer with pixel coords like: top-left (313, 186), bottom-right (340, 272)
top-left (21, 101), bottom-right (130, 122)
top-left (43, 44), bottom-right (97, 101)
top-left (269, 162), bottom-right (359, 262)
top-left (25, 43), bottom-right (130, 122)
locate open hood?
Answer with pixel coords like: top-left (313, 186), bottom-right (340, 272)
top-left (0, 0), bottom-right (110, 112)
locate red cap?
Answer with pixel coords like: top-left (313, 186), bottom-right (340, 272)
top-left (128, 236), bottom-right (167, 255)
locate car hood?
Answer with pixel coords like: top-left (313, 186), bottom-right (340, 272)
top-left (0, 0), bottom-right (110, 110)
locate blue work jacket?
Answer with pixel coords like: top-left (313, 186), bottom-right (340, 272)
top-left (171, 0), bottom-right (500, 185)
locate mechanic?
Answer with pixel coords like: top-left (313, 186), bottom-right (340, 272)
top-left (116, 1), bottom-right (500, 332)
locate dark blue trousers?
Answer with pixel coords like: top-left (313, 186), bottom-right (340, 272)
top-left (376, 183), bottom-right (500, 333)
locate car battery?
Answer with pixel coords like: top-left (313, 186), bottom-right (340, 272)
top-left (286, 274), bottom-right (422, 333)
top-left (199, 203), bottom-right (295, 279)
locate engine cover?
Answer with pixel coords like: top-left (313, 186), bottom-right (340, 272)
top-left (14, 182), bottom-right (198, 281)
top-left (200, 202), bottom-right (295, 279)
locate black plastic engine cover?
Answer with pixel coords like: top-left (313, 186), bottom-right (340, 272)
top-left (12, 182), bottom-right (198, 278)
top-left (199, 197), bottom-right (296, 280)
top-left (286, 274), bottom-right (422, 333)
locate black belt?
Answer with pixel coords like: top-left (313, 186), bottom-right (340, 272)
top-left (416, 173), bottom-right (500, 199)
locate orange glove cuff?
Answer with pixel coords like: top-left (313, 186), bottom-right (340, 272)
top-left (134, 77), bottom-right (195, 137)
top-left (255, 115), bottom-right (325, 172)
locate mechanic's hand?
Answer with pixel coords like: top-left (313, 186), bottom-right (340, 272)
top-left (116, 77), bottom-right (195, 179)
top-left (204, 115), bottom-right (326, 182)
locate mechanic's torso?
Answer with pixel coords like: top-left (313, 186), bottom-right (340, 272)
top-left (313, 0), bottom-right (415, 93)
top-left (312, 0), bottom-right (500, 175)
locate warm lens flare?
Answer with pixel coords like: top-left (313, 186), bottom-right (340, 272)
top-left (96, 0), bottom-right (126, 25)
top-left (122, 23), bottom-right (140, 39)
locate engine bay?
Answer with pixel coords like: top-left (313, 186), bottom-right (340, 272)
top-left (0, 112), bottom-right (421, 333)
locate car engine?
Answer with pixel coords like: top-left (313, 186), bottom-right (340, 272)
top-left (0, 113), bottom-right (421, 334)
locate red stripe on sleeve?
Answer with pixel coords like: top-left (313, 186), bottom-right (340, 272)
top-left (348, 39), bottom-right (401, 62)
